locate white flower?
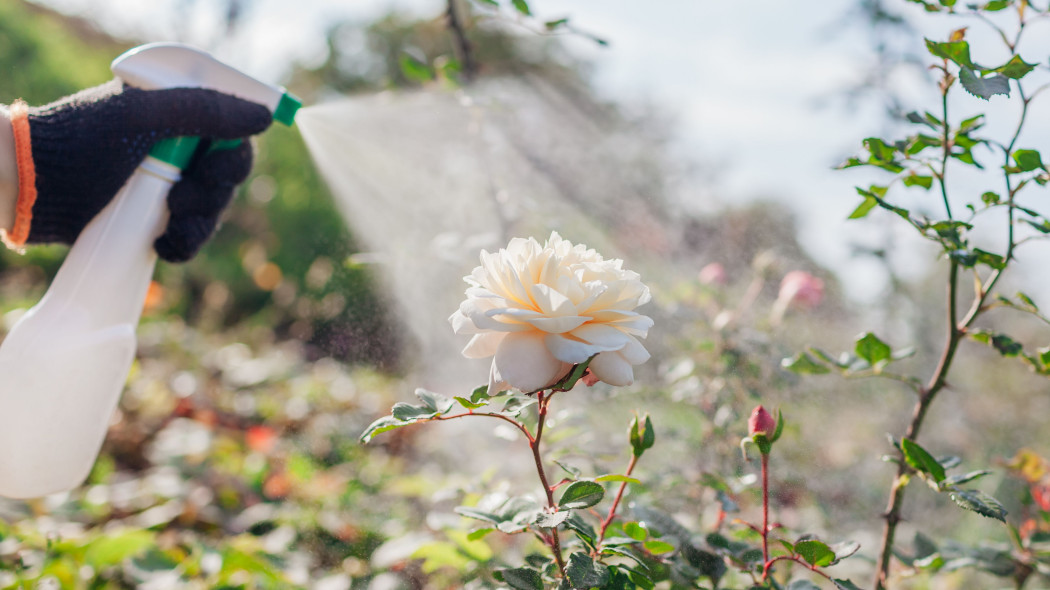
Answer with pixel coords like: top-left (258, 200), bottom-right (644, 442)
top-left (449, 232), bottom-right (654, 393)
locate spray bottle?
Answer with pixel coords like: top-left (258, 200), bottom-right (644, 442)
top-left (0, 43), bottom-right (300, 498)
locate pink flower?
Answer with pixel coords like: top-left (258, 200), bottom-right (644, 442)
top-left (698, 263), bottom-right (727, 286)
top-left (748, 405), bottom-right (777, 438)
top-left (778, 271), bottom-right (824, 309)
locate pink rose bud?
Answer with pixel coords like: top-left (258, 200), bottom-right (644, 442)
top-left (698, 262), bottom-right (727, 286)
top-left (748, 405), bottom-right (777, 438)
top-left (777, 271), bottom-right (824, 309)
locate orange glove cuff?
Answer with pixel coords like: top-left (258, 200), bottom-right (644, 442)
top-left (5, 100), bottom-right (36, 248)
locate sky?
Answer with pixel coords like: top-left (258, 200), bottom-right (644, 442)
top-left (31, 0), bottom-right (1050, 302)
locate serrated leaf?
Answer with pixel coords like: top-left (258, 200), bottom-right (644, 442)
top-left (925, 39), bottom-right (976, 69)
top-left (781, 352), bottom-right (831, 374)
top-left (535, 510), bottom-right (570, 529)
top-left (902, 438), bottom-right (947, 483)
top-left (565, 512), bottom-right (597, 549)
top-left (496, 567), bottom-right (543, 590)
top-left (950, 489), bottom-right (1007, 521)
top-left (960, 67), bottom-right (1010, 100)
top-left (794, 539), bottom-right (836, 567)
top-left (360, 416), bottom-right (409, 443)
top-left (566, 553), bottom-right (610, 589)
top-left (415, 389), bottom-right (454, 413)
top-left (855, 332), bottom-right (892, 366)
top-left (994, 55), bottom-right (1037, 79)
top-left (391, 402), bottom-right (437, 422)
top-left (559, 481), bottom-right (605, 509)
top-left (1014, 149), bottom-right (1045, 172)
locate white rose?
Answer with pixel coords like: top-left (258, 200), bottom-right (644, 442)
top-left (449, 232), bottom-right (654, 393)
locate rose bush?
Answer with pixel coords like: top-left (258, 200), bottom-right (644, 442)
top-left (449, 231), bottom-right (653, 393)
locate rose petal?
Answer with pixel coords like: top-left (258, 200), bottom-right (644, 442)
top-left (531, 283), bottom-right (575, 317)
top-left (618, 335), bottom-right (651, 364)
top-left (494, 332), bottom-right (572, 392)
top-left (589, 351), bottom-right (635, 386)
top-left (488, 362), bottom-right (509, 396)
top-left (462, 332), bottom-right (505, 358)
top-left (524, 315), bottom-right (590, 334)
top-left (544, 334), bottom-right (612, 364)
top-left (570, 323), bottom-right (631, 348)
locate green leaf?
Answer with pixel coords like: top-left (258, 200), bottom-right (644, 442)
top-left (565, 512), bottom-right (597, 550)
top-left (566, 553), bottom-right (610, 589)
top-left (794, 539), bottom-right (836, 567)
top-left (1017, 291), bottom-right (1039, 310)
top-left (545, 18), bottom-right (569, 30)
top-left (781, 352), bottom-right (831, 375)
top-left (994, 55), bottom-right (1037, 79)
top-left (511, 0), bottom-right (531, 15)
top-left (950, 489), bottom-right (1007, 521)
top-left (559, 481), bottom-right (605, 509)
top-left (863, 137), bottom-right (896, 161)
top-left (833, 579), bottom-right (865, 590)
top-left (399, 52), bottom-right (432, 82)
top-left (623, 522), bottom-right (647, 541)
top-left (455, 506), bottom-right (500, 525)
top-left (535, 510), bottom-right (570, 529)
top-left (960, 67), bottom-right (1010, 100)
top-left (981, 191), bottom-right (1000, 205)
top-left (1013, 149), bottom-right (1045, 172)
top-left (415, 389), bottom-right (454, 413)
top-left (855, 332), bottom-right (892, 367)
top-left (849, 196), bottom-right (878, 219)
top-left (453, 396), bottom-right (487, 410)
top-left (901, 438), bottom-right (947, 483)
top-left (496, 567), bottom-right (543, 590)
top-left (643, 540), bottom-right (675, 554)
top-left (467, 527), bottom-right (495, 541)
top-left (974, 248), bottom-right (1006, 270)
top-left (595, 474), bottom-right (642, 484)
top-left (831, 540), bottom-right (861, 562)
top-left (981, 0), bottom-right (1012, 9)
top-left (550, 358), bottom-right (594, 391)
top-left (787, 581), bottom-right (822, 590)
top-left (555, 460), bottom-right (582, 479)
top-left (391, 403), bottom-right (437, 422)
top-left (84, 530), bottom-right (155, 568)
top-left (903, 174), bottom-right (934, 189)
top-left (629, 413), bottom-right (655, 457)
top-left (925, 39), bottom-right (976, 69)
top-left (943, 470), bottom-right (992, 486)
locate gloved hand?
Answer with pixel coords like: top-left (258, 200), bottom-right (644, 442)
top-left (20, 80), bottom-right (272, 261)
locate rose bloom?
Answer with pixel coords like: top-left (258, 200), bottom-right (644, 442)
top-left (450, 232), bottom-right (654, 393)
top-left (777, 270), bottom-right (824, 309)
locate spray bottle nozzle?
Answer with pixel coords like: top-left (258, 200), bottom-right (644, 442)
top-left (274, 92), bottom-right (302, 126)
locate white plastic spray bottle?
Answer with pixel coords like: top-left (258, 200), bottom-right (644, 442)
top-left (0, 43), bottom-right (300, 498)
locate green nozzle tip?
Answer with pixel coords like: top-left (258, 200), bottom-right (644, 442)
top-left (274, 92), bottom-right (301, 126)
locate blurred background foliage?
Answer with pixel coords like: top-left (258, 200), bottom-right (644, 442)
top-left (0, 0), bottom-right (1046, 588)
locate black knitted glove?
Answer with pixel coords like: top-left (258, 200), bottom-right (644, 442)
top-left (25, 80), bottom-right (272, 260)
